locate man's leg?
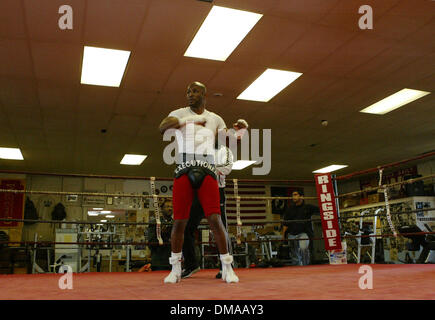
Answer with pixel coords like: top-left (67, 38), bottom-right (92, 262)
top-left (297, 233), bottom-right (310, 266)
top-left (164, 175), bottom-right (194, 283)
top-left (182, 196), bottom-right (204, 278)
top-left (216, 188), bottom-right (229, 278)
top-left (198, 176), bottom-right (238, 283)
top-left (288, 235), bottom-right (299, 265)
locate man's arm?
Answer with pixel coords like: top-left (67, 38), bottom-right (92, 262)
top-left (159, 115), bottom-right (207, 135)
top-left (159, 117), bottom-right (180, 135)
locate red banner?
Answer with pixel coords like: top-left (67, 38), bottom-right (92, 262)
top-left (0, 180), bottom-right (25, 227)
top-left (314, 173), bottom-right (342, 251)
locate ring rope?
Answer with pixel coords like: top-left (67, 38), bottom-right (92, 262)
top-left (377, 167), bottom-right (398, 237)
top-left (233, 179), bottom-right (242, 244)
top-left (2, 231), bottom-right (433, 247)
top-left (0, 207), bottom-right (432, 226)
top-left (149, 177), bottom-right (163, 245)
top-left (1, 173), bottom-right (433, 200)
top-left (338, 173), bottom-right (435, 198)
top-left (0, 188), bottom-right (318, 200)
top-left (383, 187), bottom-right (397, 237)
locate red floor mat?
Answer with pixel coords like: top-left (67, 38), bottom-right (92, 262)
top-left (0, 264), bottom-right (434, 300)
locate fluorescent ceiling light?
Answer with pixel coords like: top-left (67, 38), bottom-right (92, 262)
top-left (237, 69), bottom-right (303, 102)
top-left (360, 88), bottom-right (430, 115)
top-left (106, 215), bottom-right (115, 218)
top-left (0, 147), bottom-right (24, 160)
top-left (96, 224), bottom-right (103, 226)
top-left (101, 210), bottom-right (111, 214)
top-left (93, 208), bottom-right (103, 210)
top-left (232, 160), bottom-right (257, 170)
top-left (120, 154), bottom-right (147, 165)
top-left (184, 6), bottom-right (262, 61)
top-left (100, 220), bottom-right (107, 222)
top-left (313, 165), bottom-right (348, 174)
top-left (81, 46), bottom-right (130, 87)
top-left (88, 211), bottom-right (99, 216)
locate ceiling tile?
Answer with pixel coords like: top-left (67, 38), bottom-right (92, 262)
top-left (43, 112), bottom-right (76, 132)
top-left (85, 0), bottom-right (150, 49)
top-left (226, 16), bottom-right (311, 67)
top-left (136, 0), bottom-right (210, 57)
top-left (310, 34), bottom-right (395, 77)
top-left (106, 114), bottom-right (143, 135)
top-left (15, 130), bottom-right (46, 148)
top-left (374, 9), bottom-right (433, 41)
top-left (0, 132), bottom-right (17, 147)
top-left (38, 80), bottom-right (79, 112)
top-left (350, 44), bottom-right (426, 81)
top-left (267, 0), bottom-right (340, 23)
top-left (214, 0), bottom-right (275, 12)
top-left (409, 74), bottom-right (435, 93)
top-left (208, 64), bottom-right (267, 97)
top-left (386, 53), bottom-right (435, 87)
top-left (162, 58), bottom-right (221, 93)
top-left (0, 39), bottom-right (34, 77)
top-left (0, 78), bottom-right (39, 108)
top-left (122, 52), bottom-right (177, 92)
top-left (8, 109), bottom-right (43, 130)
top-left (400, 19), bottom-right (435, 51)
top-left (77, 113), bottom-right (111, 134)
top-left (77, 85), bottom-right (119, 113)
top-left (271, 73), bottom-right (340, 106)
top-left (277, 25), bottom-right (356, 71)
top-left (115, 90), bottom-right (158, 116)
top-left (0, 0), bottom-right (26, 39)
top-left (31, 42), bottom-right (82, 83)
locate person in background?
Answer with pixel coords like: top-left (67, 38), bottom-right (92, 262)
top-left (147, 199), bottom-right (173, 270)
top-left (93, 249), bottom-right (102, 272)
top-left (282, 190), bottom-right (319, 266)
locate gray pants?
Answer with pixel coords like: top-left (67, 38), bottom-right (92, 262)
top-left (287, 233), bottom-right (310, 266)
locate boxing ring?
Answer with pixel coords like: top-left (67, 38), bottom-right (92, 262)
top-left (0, 152), bottom-right (435, 300)
top-left (0, 265), bottom-right (434, 300)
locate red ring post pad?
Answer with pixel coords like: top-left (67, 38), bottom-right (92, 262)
top-left (314, 173), bottom-right (342, 251)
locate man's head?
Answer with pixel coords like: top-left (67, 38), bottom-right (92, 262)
top-left (187, 81), bottom-right (206, 108)
top-left (292, 190), bottom-right (304, 205)
top-left (161, 199), bottom-right (173, 218)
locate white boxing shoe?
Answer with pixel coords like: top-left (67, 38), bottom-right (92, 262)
top-left (164, 271), bottom-right (180, 284)
top-left (220, 254), bottom-right (239, 283)
top-left (222, 266), bottom-right (239, 283)
top-left (164, 253), bottom-right (182, 284)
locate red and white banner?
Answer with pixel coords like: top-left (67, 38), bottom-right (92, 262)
top-left (314, 173), bottom-right (342, 251)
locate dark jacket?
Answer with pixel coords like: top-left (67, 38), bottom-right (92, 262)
top-left (147, 214), bottom-right (173, 269)
top-left (283, 201), bottom-right (319, 237)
